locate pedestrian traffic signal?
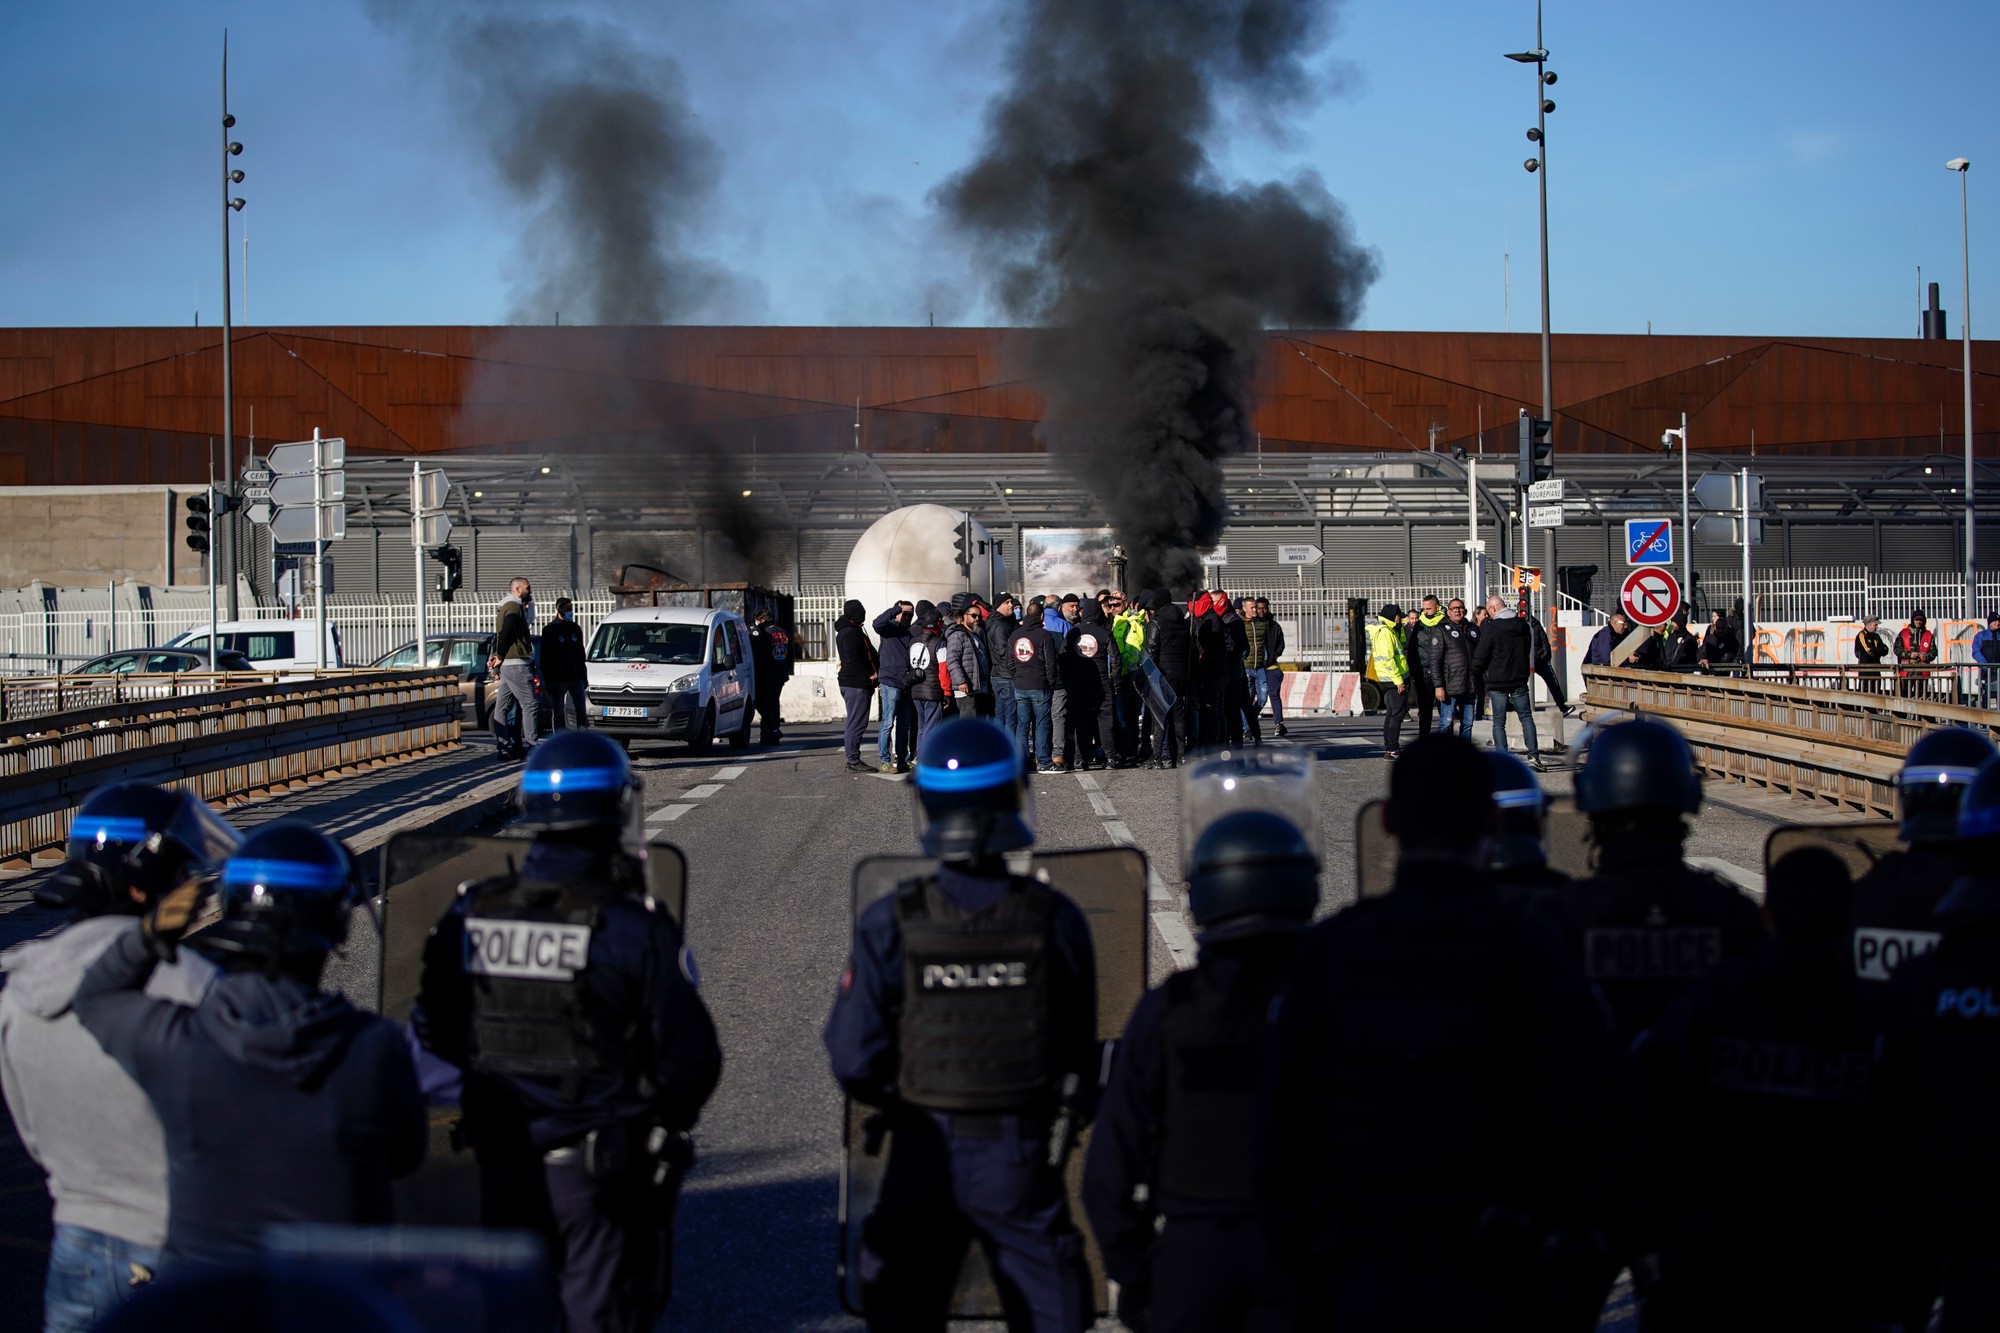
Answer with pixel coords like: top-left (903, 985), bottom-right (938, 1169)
top-left (185, 491), bottom-right (212, 554)
top-left (430, 545), bottom-right (463, 602)
top-left (1518, 414), bottom-right (1554, 487)
top-left (952, 521), bottom-right (972, 575)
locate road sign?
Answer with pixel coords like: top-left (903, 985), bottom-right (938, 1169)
top-left (1694, 515), bottom-right (1765, 546)
top-left (1527, 478), bottom-right (1565, 504)
top-left (268, 437), bottom-right (345, 476)
top-left (1277, 544), bottom-right (1323, 565)
top-left (415, 513), bottom-right (453, 547)
top-left (1625, 518), bottom-right (1674, 565)
top-left (1620, 567), bottom-right (1682, 627)
top-left (241, 466), bottom-right (273, 487)
top-left (241, 485), bottom-right (272, 502)
top-left (1528, 504), bottom-right (1565, 529)
top-left (244, 501), bottom-right (274, 526)
top-left (415, 469), bottom-right (451, 514)
top-left (270, 472), bottom-right (345, 506)
top-left (1513, 566), bottom-right (1542, 591)
top-left (1203, 545), bottom-right (1228, 567)
top-left (1691, 470), bottom-right (1761, 512)
top-left (270, 505), bottom-right (346, 545)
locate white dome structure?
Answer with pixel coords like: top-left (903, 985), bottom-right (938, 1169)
top-left (844, 505), bottom-right (1005, 621)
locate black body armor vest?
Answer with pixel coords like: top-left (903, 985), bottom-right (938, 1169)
top-left (463, 875), bottom-right (603, 1098)
top-left (895, 875), bottom-right (1053, 1113)
top-left (1156, 955), bottom-right (1288, 1205)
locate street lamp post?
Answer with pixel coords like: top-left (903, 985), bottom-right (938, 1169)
top-left (1508, 2), bottom-right (1560, 744)
top-left (220, 36), bottom-right (247, 617)
top-left (1662, 412), bottom-right (1690, 594)
top-left (1950, 157), bottom-right (1974, 619)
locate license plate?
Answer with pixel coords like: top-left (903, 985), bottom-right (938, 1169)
top-left (602, 705), bottom-right (648, 719)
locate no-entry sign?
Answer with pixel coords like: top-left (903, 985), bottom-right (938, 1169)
top-left (1620, 567), bottom-right (1682, 627)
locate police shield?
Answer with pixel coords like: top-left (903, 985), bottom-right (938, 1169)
top-left (1543, 792), bottom-right (1596, 880)
top-left (837, 847), bottom-right (1149, 1320)
top-left (1764, 821), bottom-right (1903, 886)
top-left (1354, 798), bottom-right (1396, 901)
top-left (374, 830), bottom-right (689, 1226)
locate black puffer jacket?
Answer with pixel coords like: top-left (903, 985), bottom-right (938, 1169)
top-left (985, 610), bottom-right (1020, 681)
top-left (1438, 618), bottom-right (1479, 697)
top-left (1150, 602), bottom-right (1192, 681)
top-left (1471, 610), bottom-right (1532, 691)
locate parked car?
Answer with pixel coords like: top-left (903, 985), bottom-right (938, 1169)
top-left (586, 605), bottom-right (753, 754)
top-left (73, 647), bottom-right (257, 674)
top-left (168, 620), bottom-right (345, 671)
top-left (371, 633), bottom-right (551, 738)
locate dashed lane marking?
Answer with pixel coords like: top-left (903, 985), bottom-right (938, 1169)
top-left (684, 783), bottom-right (725, 799)
top-left (1689, 856), bottom-right (1765, 900)
top-left (1152, 910), bottom-right (1198, 969)
top-left (1100, 820), bottom-right (1135, 846)
top-left (647, 804), bottom-right (697, 822)
top-left (1077, 772), bottom-right (1193, 968)
top-left (1074, 773), bottom-right (1101, 791)
top-left (1087, 792), bottom-right (1118, 818)
top-left (714, 765), bottom-right (747, 780)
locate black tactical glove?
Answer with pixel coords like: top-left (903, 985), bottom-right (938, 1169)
top-left (140, 879), bottom-right (203, 962)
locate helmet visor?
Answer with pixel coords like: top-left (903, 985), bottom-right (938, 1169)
top-left (1179, 750), bottom-right (1318, 870)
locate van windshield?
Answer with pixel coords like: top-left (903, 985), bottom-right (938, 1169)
top-left (590, 622), bottom-right (706, 665)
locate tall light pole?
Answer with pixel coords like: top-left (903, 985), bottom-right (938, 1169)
top-left (1662, 412), bottom-right (1690, 593)
top-left (221, 35), bottom-right (247, 617)
top-left (1950, 156), bottom-right (1974, 618)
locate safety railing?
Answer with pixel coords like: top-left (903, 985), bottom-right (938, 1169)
top-left (1580, 665), bottom-right (1999, 820)
top-left (1696, 661), bottom-right (1990, 709)
top-left (0, 669), bottom-right (299, 724)
top-left (0, 670), bottom-right (464, 866)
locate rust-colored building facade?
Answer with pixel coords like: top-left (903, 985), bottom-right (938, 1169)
top-left (0, 325), bottom-right (1991, 484)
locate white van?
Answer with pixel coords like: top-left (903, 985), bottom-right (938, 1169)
top-left (585, 606), bottom-right (754, 754)
top-left (169, 620), bottom-right (345, 672)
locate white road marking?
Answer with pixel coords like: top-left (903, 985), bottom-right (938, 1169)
top-left (871, 772), bottom-right (906, 783)
top-left (1074, 773), bottom-right (1101, 791)
top-left (684, 783), bottom-right (725, 799)
top-left (1152, 910), bottom-right (1198, 970)
top-left (1087, 792), bottom-right (1118, 818)
top-left (714, 765), bottom-right (748, 781)
top-left (1147, 868), bottom-right (1176, 903)
top-left (1101, 820), bottom-right (1135, 846)
top-left (647, 804), bottom-right (696, 822)
top-left (1689, 856), bottom-right (1765, 900)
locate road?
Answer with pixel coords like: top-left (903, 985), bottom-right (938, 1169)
top-left (638, 711), bottom-right (1801, 1331)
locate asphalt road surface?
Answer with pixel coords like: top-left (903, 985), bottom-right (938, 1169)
top-left (638, 710), bottom-right (1795, 1331)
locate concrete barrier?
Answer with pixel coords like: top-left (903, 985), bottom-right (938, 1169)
top-left (1275, 671), bottom-right (1364, 716)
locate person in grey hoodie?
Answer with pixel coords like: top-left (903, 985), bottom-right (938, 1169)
top-left (0, 783), bottom-right (237, 1333)
top-left (73, 821), bottom-right (426, 1272)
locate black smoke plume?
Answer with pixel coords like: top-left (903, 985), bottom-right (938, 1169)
top-left (940, 0), bottom-right (1378, 591)
top-left (369, 2), bottom-right (771, 579)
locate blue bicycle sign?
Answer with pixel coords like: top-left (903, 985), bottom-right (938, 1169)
top-left (1625, 518), bottom-right (1674, 566)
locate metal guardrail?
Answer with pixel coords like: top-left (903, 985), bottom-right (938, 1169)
top-left (0, 670), bottom-right (464, 867)
top-left (0, 670), bottom-right (303, 724)
top-left (1696, 661), bottom-right (1988, 708)
top-left (1580, 665), bottom-right (1997, 820)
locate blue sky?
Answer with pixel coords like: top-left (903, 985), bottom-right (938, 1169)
top-left (1, 0), bottom-right (1994, 336)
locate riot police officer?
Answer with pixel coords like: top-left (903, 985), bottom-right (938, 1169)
top-left (1487, 749), bottom-right (1571, 922)
top-left (73, 820), bottom-right (426, 1270)
top-left (1568, 717), bottom-right (1766, 1047)
top-left (1850, 726), bottom-right (1995, 1019)
top-left (1084, 790), bottom-right (1316, 1333)
top-left (417, 730), bottom-right (721, 1333)
top-left (1634, 846), bottom-right (1896, 1331)
top-left (1262, 735), bottom-right (1625, 1329)
top-left (0, 784), bottom-right (236, 1331)
top-left (1877, 759), bottom-right (2000, 1330)
top-left (824, 716), bottom-right (1098, 1332)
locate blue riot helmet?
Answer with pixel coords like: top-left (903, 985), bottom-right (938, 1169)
top-left (1487, 750), bottom-right (1551, 872)
top-left (1186, 811), bottom-right (1319, 941)
top-left (43, 782), bottom-right (239, 916)
top-left (201, 822), bottom-right (362, 971)
top-left (1897, 726), bottom-right (1997, 844)
top-left (1956, 756), bottom-right (2000, 846)
top-left (1573, 716), bottom-right (1702, 817)
top-left (513, 730), bottom-right (643, 844)
top-left (912, 717), bottom-right (1036, 863)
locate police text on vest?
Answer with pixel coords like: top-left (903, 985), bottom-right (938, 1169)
top-left (465, 920), bottom-right (593, 981)
top-left (921, 960), bottom-right (1029, 990)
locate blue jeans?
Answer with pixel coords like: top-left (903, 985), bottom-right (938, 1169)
top-left (1488, 686), bottom-right (1539, 755)
top-left (914, 698), bottom-right (945, 752)
top-left (992, 677), bottom-right (1019, 736)
top-left (1438, 694), bottom-right (1475, 737)
top-left (1014, 688), bottom-right (1053, 767)
top-left (43, 1224), bottom-right (160, 1333)
top-left (877, 684), bottom-right (916, 765)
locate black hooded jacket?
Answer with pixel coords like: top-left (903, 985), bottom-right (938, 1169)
top-left (1064, 603), bottom-right (1121, 694)
top-left (73, 926), bottom-right (427, 1268)
top-left (835, 601), bottom-right (878, 690)
top-left (1150, 601), bottom-right (1193, 682)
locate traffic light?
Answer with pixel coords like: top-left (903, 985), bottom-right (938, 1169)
top-left (185, 490), bottom-right (212, 554)
top-left (1518, 413), bottom-right (1554, 486)
top-left (430, 545), bottom-right (463, 602)
top-left (952, 520), bottom-right (971, 575)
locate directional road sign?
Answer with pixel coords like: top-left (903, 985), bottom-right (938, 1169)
top-left (1203, 545), bottom-right (1228, 567)
top-left (240, 485), bottom-right (272, 502)
top-left (416, 469), bottom-right (451, 514)
top-left (244, 501), bottom-right (274, 526)
top-left (1527, 478), bottom-right (1565, 504)
top-left (415, 513), bottom-right (453, 547)
top-left (271, 505), bottom-right (346, 545)
top-left (1528, 504), bottom-right (1565, 529)
top-left (1693, 514), bottom-right (1766, 547)
top-left (241, 466), bottom-right (273, 488)
top-left (271, 472), bottom-right (345, 506)
top-left (268, 437), bottom-right (345, 476)
top-left (1277, 544), bottom-right (1323, 565)
top-left (1620, 567), bottom-right (1682, 628)
top-left (1625, 518), bottom-right (1674, 566)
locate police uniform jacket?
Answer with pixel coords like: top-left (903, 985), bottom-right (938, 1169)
top-left (1260, 862), bottom-right (1625, 1269)
top-left (1850, 844), bottom-right (1958, 1001)
top-left (419, 849), bottom-right (722, 1152)
top-left (824, 865), bottom-right (1098, 1117)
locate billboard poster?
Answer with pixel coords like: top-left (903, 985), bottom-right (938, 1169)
top-left (1022, 528), bottom-right (1116, 596)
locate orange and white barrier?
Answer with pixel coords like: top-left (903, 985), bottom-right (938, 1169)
top-left (1273, 671), bottom-right (1365, 716)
